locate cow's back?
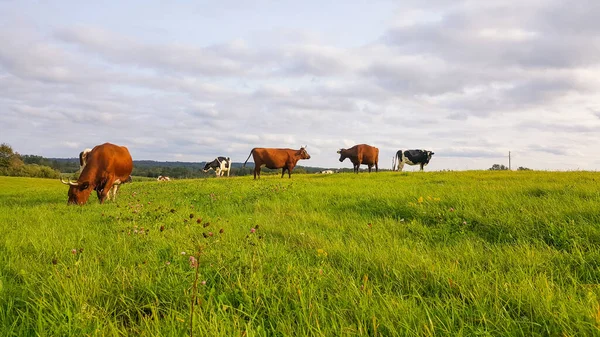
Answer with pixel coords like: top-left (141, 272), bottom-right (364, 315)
top-left (88, 143), bottom-right (133, 180)
top-left (252, 148), bottom-right (290, 169)
top-left (357, 144), bottom-right (378, 164)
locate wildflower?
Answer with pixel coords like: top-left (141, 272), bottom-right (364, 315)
top-left (203, 222), bottom-right (210, 228)
top-left (71, 249), bottom-right (77, 255)
top-left (196, 218), bottom-right (203, 224)
top-left (219, 228), bottom-right (224, 234)
top-left (317, 249), bottom-right (328, 257)
top-left (418, 196), bottom-right (424, 203)
top-left (319, 269), bottom-right (323, 275)
top-left (208, 232), bottom-right (213, 237)
top-left (201, 280), bottom-right (206, 285)
top-left (160, 225), bottom-right (165, 232)
top-left (463, 221), bottom-right (467, 225)
top-left (367, 223), bottom-right (372, 228)
top-left (250, 228), bottom-right (256, 234)
top-left (165, 261), bottom-right (171, 265)
top-left (181, 251), bottom-right (186, 255)
top-left (52, 258), bottom-right (58, 265)
top-left (189, 256), bottom-right (198, 268)
top-left (189, 213), bottom-right (194, 219)
top-left (450, 208), bottom-right (455, 212)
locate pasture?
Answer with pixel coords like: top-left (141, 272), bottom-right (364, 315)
top-left (1, 171), bottom-right (599, 336)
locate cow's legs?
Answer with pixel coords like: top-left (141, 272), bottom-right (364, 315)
top-left (420, 163), bottom-right (424, 171)
top-left (398, 162), bottom-right (405, 172)
top-left (281, 168), bottom-right (286, 178)
top-left (368, 164), bottom-right (372, 173)
top-left (98, 176), bottom-right (117, 203)
top-left (375, 162), bottom-right (378, 173)
top-left (109, 184), bottom-right (120, 201)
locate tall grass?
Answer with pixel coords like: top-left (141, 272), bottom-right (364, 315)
top-left (0, 171), bottom-right (599, 336)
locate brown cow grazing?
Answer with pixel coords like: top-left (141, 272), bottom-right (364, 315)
top-left (337, 144), bottom-right (379, 173)
top-left (60, 143), bottom-right (133, 205)
top-left (243, 146), bottom-right (311, 179)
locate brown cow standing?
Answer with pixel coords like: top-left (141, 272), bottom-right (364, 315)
top-left (61, 143), bottom-right (133, 205)
top-left (337, 144), bottom-right (379, 173)
top-left (243, 147), bottom-right (311, 179)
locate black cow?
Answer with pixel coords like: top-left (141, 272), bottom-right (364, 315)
top-left (202, 157), bottom-right (231, 177)
top-left (393, 150), bottom-right (434, 171)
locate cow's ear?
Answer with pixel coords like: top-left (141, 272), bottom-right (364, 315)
top-left (80, 182), bottom-right (90, 190)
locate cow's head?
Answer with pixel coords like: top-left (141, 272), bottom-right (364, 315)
top-left (61, 178), bottom-right (92, 205)
top-left (202, 162), bottom-right (213, 172)
top-left (298, 146), bottom-right (311, 160)
top-left (337, 149), bottom-right (346, 162)
top-left (427, 151), bottom-right (435, 159)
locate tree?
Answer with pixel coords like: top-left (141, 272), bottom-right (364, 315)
top-left (517, 166), bottom-right (532, 171)
top-left (0, 143), bottom-right (59, 178)
top-left (0, 143), bottom-right (23, 168)
top-left (489, 164), bottom-right (508, 171)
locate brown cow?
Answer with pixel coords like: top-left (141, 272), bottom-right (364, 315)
top-left (243, 146), bottom-right (311, 179)
top-left (60, 143), bottom-right (133, 205)
top-left (337, 144), bottom-right (379, 173)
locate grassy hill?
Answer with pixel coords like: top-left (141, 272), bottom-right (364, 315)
top-left (1, 171), bottom-right (599, 335)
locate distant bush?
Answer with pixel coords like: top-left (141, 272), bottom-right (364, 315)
top-left (0, 143), bottom-right (60, 178)
top-left (489, 164), bottom-right (509, 171)
top-left (517, 166), bottom-right (532, 171)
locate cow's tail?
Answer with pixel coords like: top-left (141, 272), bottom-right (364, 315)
top-left (243, 149), bottom-right (254, 167)
top-left (393, 151), bottom-right (401, 171)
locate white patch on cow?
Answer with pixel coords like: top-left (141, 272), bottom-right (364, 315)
top-left (79, 148), bottom-right (92, 173)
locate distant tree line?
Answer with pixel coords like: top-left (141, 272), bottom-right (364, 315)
top-left (3, 142), bottom-right (537, 179)
top-left (0, 143), bottom-right (61, 178)
top-left (0, 144), bottom-right (340, 179)
top-left (489, 164), bottom-right (532, 171)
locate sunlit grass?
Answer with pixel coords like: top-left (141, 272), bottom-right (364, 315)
top-left (1, 171), bottom-right (599, 336)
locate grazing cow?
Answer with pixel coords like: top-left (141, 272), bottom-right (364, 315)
top-left (157, 175), bottom-right (171, 181)
top-left (78, 148), bottom-right (92, 172)
top-left (337, 144), bottom-right (379, 173)
top-left (61, 143), bottom-right (133, 205)
top-left (202, 157), bottom-right (231, 177)
top-left (243, 146), bottom-right (311, 179)
top-left (393, 149), bottom-right (434, 171)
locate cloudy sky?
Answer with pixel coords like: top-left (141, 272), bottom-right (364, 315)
top-left (1, 0), bottom-right (599, 170)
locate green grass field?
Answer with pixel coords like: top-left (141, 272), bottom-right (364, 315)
top-left (1, 171), bottom-right (600, 336)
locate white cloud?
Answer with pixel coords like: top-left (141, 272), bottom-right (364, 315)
top-left (1, 1), bottom-right (599, 170)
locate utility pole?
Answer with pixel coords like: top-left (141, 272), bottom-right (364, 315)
top-left (509, 151), bottom-right (511, 170)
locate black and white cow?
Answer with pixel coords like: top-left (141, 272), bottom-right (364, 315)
top-left (393, 150), bottom-right (434, 171)
top-left (78, 148), bottom-right (92, 173)
top-left (202, 157), bottom-right (231, 177)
